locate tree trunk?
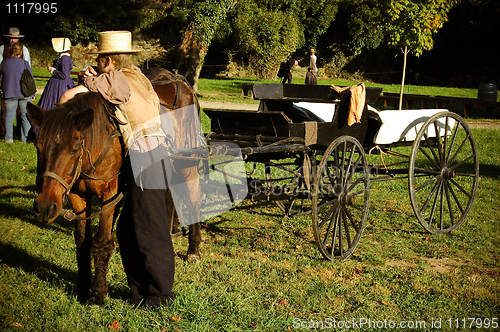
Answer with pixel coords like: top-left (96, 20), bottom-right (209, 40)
top-left (179, 25), bottom-right (206, 93)
top-left (178, 1), bottom-right (238, 93)
top-left (399, 46), bottom-right (409, 110)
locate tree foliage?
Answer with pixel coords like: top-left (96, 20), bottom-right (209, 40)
top-left (378, 0), bottom-right (459, 56)
top-left (179, 0), bottom-right (236, 90)
top-left (232, 0), bottom-right (302, 78)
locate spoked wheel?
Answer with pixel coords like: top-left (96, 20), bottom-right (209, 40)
top-left (409, 111), bottom-right (479, 234)
top-left (312, 136), bottom-right (370, 260)
top-left (275, 153), bottom-right (316, 217)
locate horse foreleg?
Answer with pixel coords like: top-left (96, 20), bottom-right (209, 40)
top-left (70, 194), bottom-right (93, 303)
top-left (184, 166), bottom-right (202, 262)
top-left (89, 200), bottom-right (116, 305)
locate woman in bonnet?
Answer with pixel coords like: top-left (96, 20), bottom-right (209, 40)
top-left (37, 37), bottom-right (75, 110)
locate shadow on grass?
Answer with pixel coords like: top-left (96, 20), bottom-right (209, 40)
top-left (478, 163), bottom-right (500, 178)
top-left (0, 241), bottom-right (128, 302)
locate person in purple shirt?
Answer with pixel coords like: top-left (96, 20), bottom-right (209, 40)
top-left (0, 42), bottom-right (33, 143)
top-left (37, 38), bottom-right (75, 110)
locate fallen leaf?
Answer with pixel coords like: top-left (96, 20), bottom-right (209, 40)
top-left (381, 300), bottom-right (388, 305)
top-left (170, 316), bottom-right (181, 322)
top-left (296, 245), bottom-right (302, 249)
top-left (108, 321), bottom-right (120, 329)
top-left (278, 298), bottom-right (288, 306)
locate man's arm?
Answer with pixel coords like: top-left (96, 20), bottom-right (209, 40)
top-left (59, 85), bottom-right (89, 104)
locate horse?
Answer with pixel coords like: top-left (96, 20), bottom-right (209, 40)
top-left (27, 68), bottom-right (202, 305)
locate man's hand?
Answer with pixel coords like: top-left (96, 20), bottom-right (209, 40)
top-left (83, 66), bottom-right (98, 79)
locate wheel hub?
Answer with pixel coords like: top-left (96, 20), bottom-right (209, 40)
top-left (442, 168), bottom-right (456, 180)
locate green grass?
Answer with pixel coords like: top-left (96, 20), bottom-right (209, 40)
top-left (3, 73), bottom-right (497, 331)
top-left (1, 125), bottom-right (499, 331)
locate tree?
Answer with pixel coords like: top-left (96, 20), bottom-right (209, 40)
top-left (179, 0), bottom-right (237, 92)
top-left (229, 0), bottom-right (339, 78)
top-left (232, 0), bottom-right (302, 78)
top-left (377, 0), bottom-right (459, 109)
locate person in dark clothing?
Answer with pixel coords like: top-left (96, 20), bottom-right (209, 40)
top-left (0, 42), bottom-right (33, 143)
top-left (279, 56), bottom-right (298, 84)
top-left (38, 38), bottom-right (75, 110)
top-left (0, 27), bottom-right (31, 137)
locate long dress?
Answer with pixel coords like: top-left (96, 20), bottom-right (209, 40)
top-left (38, 54), bottom-right (75, 110)
top-left (305, 54), bottom-right (318, 85)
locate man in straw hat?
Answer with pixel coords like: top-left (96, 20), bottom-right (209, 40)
top-left (60, 30), bottom-right (175, 308)
top-left (1, 27), bottom-right (31, 137)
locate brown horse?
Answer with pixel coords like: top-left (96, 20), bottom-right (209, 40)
top-left (27, 68), bottom-right (201, 305)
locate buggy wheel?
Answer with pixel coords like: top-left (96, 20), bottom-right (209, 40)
top-left (312, 136), bottom-right (370, 260)
top-left (409, 111), bottom-right (479, 234)
top-left (275, 153), bottom-right (316, 217)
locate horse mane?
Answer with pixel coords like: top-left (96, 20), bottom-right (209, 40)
top-left (37, 92), bottom-right (115, 157)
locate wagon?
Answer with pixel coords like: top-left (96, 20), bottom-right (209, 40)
top-left (198, 83), bottom-right (479, 260)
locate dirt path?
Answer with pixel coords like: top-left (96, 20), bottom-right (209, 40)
top-left (466, 121), bottom-right (500, 130)
top-left (199, 100), bottom-right (258, 111)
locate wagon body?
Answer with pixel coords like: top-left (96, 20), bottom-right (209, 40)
top-left (201, 83), bottom-right (479, 260)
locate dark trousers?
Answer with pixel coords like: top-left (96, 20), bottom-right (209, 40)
top-left (116, 159), bottom-right (175, 307)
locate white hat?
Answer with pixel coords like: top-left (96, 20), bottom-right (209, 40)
top-left (90, 31), bottom-right (140, 54)
top-left (52, 38), bottom-right (71, 53)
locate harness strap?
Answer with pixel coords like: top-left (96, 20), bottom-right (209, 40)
top-left (81, 129), bottom-right (121, 178)
top-left (37, 171), bottom-right (71, 190)
top-left (61, 192), bottom-right (125, 222)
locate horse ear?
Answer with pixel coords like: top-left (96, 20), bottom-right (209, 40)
top-left (27, 102), bottom-right (46, 127)
top-left (74, 108), bottom-right (94, 132)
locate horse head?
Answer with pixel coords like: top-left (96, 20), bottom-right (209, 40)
top-left (27, 98), bottom-right (94, 224)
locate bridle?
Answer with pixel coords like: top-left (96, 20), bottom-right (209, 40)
top-left (36, 139), bottom-right (85, 204)
top-left (36, 126), bottom-right (124, 222)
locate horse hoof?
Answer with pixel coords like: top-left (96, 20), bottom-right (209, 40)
top-left (186, 253), bottom-right (201, 263)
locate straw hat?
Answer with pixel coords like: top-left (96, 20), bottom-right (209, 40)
top-left (90, 31), bottom-right (140, 54)
top-left (4, 27), bottom-right (24, 38)
top-left (52, 38), bottom-right (71, 53)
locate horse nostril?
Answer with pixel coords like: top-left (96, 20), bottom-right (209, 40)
top-left (33, 199), bottom-right (59, 223)
top-left (33, 200), bottom-right (42, 214)
top-left (48, 202), bottom-right (58, 220)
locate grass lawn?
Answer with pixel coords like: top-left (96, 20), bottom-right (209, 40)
top-left (1, 73), bottom-right (498, 331)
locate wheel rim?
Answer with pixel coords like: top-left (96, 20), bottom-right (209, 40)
top-left (409, 111), bottom-right (479, 234)
top-left (312, 136), bottom-right (370, 260)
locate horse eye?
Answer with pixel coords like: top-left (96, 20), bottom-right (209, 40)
top-left (71, 143), bottom-right (81, 155)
